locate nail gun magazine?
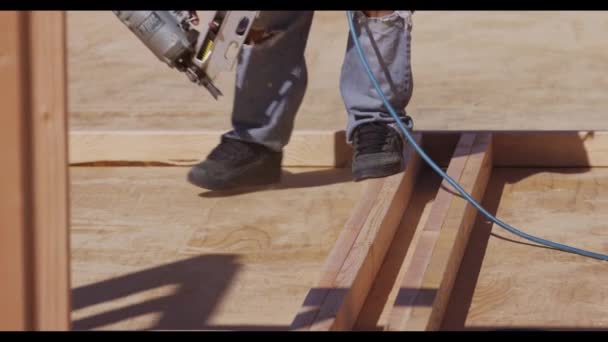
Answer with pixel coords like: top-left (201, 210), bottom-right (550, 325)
top-left (113, 11), bottom-right (259, 99)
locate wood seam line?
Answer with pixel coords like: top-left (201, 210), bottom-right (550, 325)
top-left (308, 134), bottom-right (423, 331)
top-left (69, 130), bottom-right (352, 168)
top-left (386, 132), bottom-right (477, 331)
top-left (391, 133), bottom-right (493, 331)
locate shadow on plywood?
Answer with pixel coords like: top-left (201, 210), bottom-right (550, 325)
top-left (441, 165), bottom-right (608, 331)
top-left (72, 254), bottom-right (253, 330)
top-left (198, 168), bottom-right (354, 198)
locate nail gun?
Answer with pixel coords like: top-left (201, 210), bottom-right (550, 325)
top-left (113, 11), bottom-right (259, 99)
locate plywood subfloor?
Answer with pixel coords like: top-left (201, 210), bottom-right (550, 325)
top-left (69, 11), bottom-right (608, 131)
top-left (70, 166), bottom-right (364, 330)
top-left (443, 168), bottom-right (608, 330)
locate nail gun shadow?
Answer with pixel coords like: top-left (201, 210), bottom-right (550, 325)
top-left (198, 168), bottom-right (353, 198)
top-left (71, 254), bottom-right (244, 330)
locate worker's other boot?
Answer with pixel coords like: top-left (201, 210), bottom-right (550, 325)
top-left (351, 122), bottom-right (405, 181)
top-left (187, 136), bottom-right (282, 191)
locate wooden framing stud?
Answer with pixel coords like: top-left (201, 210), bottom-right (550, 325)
top-left (0, 11), bottom-right (70, 331)
top-left (385, 133), bottom-right (476, 330)
top-left (290, 134), bottom-right (423, 331)
top-left (386, 133), bottom-right (493, 331)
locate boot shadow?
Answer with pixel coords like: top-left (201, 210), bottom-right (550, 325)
top-left (198, 168), bottom-right (354, 198)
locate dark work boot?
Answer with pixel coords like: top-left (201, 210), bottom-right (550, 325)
top-left (187, 136), bottom-right (282, 190)
top-left (351, 122), bottom-right (406, 181)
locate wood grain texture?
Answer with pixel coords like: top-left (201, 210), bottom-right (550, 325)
top-left (69, 130), bottom-right (351, 167)
top-left (0, 11), bottom-right (30, 331)
top-left (67, 11), bottom-right (347, 132)
top-left (0, 11), bottom-right (70, 331)
top-left (290, 180), bottom-right (383, 330)
top-left (359, 131), bottom-right (481, 331)
top-left (298, 134), bottom-right (423, 331)
top-left (29, 11), bottom-right (71, 330)
top-left (70, 167), bottom-right (364, 330)
top-left (353, 167), bottom-right (443, 330)
top-left (443, 167), bottom-right (608, 330)
top-left (386, 133), bottom-right (477, 331)
top-left (69, 12), bottom-right (608, 132)
top-left (70, 130), bottom-right (608, 168)
top-left (388, 133), bottom-right (493, 331)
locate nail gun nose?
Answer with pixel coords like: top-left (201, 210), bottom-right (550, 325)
top-left (210, 20), bottom-right (220, 32)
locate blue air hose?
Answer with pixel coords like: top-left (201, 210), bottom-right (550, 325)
top-left (346, 11), bottom-right (608, 261)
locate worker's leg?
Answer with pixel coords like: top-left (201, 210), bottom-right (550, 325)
top-left (188, 11), bottom-right (315, 190)
top-left (340, 10), bottom-right (414, 181)
top-left (223, 11), bottom-right (314, 151)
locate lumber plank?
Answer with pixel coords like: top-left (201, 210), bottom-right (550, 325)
top-left (69, 130), bottom-right (352, 167)
top-left (353, 166), bottom-right (444, 330)
top-left (290, 180), bottom-right (384, 330)
top-left (386, 133), bottom-right (477, 331)
top-left (297, 134), bottom-right (423, 331)
top-left (29, 11), bottom-right (71, 331)
top-left (0, 11), bottom-right (70, 330)
top-left (0, 11), bottom-right (31, 331)
top-left (387, 133), bottom-right (493, 331)
top-left (70, 130), bottom-right (608, 168)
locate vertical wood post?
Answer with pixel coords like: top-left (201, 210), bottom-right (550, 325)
top-left (0, 11), bottom-right (70, 331)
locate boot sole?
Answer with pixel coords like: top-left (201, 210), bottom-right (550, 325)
top-left (352, 162), bottom-right (403, 182)
top-left (187, 155), bottom-right (283, 191)
top-left (188, 170), bottom-right (281, 191)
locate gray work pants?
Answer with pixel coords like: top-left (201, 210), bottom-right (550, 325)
top-left (224, 11), bottom-right (414, 152)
